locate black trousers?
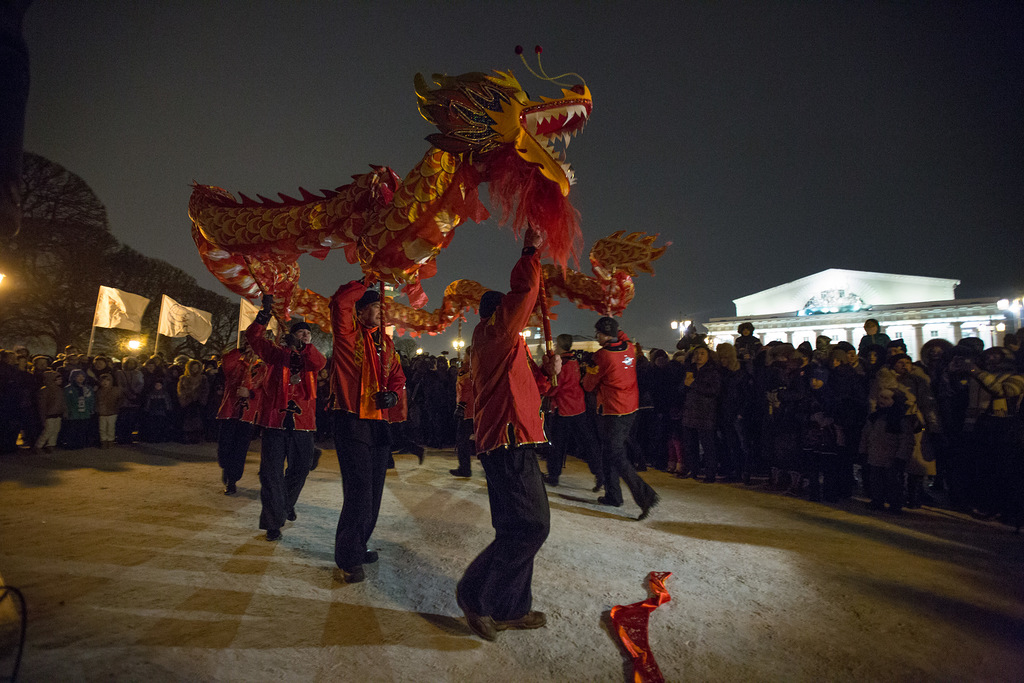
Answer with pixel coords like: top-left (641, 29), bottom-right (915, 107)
top-left (455, 418), bottom-right (475, 472)
top-left (218, 418), bottom-right (253, 485)
top-left (457, 445), bottom-right (550, 621)
top-left (258, 427), bottom-right (314, 531)
top-left (333, 411), bottom-right (391, 570)
top-left (598, 413), bottom-right (657, 507)
top-left (547, 412), bottom-right (600, 480)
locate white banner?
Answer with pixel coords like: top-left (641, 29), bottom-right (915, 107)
top-left (238, 297), bottom-right (279, 335)
top-left (157, 294), bottom-right (213, 344)
top-left (93, 286), bottom-right (150, 332)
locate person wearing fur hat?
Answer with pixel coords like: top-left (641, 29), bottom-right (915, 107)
top-left (456, 227), bottom-right (561, 641)
top-left (329, 279), bottom-right (407, 583)
top-left (858, 318), bottom-right (892, 357)
top-left (734, 322), bottom-right (761, 368)
top-left (62, 368), bottom-right (95, 449)
top-left (583, 316), bottom-right (660, 519)
top-left (246, 298), bottom-right (327, 543)
top-left (860, 369), bottom-right (917, 513)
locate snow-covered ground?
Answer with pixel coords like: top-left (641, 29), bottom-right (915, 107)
top-left (1, 441), bottom-right (1022, 682)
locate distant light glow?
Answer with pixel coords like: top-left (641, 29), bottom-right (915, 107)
top-left (127, 340), bottom-right (141, 350)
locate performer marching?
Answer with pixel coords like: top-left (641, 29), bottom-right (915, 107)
top-left (583, 317), bottom-right (659, 520)
top-left (543, 333), bottom-right (602, 490)
top-left (456, 227), bottom-right (561, 641)
top-left (215, 338), bottom-right (261, 495)
top-left (449, 348), bottom-right (475, 478)
top-left (245, 295), bottom-right (327, 541)
top-left (329, 279), bottom-right (407, 584)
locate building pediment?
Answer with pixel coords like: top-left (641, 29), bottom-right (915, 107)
top-left (733, 269), bottom-right (960, 317)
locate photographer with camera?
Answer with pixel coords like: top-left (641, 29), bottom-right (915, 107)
top-left (245, 295), bottom-right (327, 542)
top-left (329, 278), bottom-right (407, 583)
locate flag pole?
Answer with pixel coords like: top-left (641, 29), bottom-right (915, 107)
top-left (86, 325), bottom-right (97, 357)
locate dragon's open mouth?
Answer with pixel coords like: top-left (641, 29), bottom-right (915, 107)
top-left (521, 99), bottom-right (592, 186)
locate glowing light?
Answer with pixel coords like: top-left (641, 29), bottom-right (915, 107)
top-left (996, 323), bottom-right (1006, 332)
top-left (0, 273), bottom-right (5, 285)
top-left (452, 339), bottom-right (465, 350)
top-left (416, 348), bottom-right (425, 355)
top-left (127, 340), bottom-right (141, 350)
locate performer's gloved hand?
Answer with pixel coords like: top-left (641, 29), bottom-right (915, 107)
top-left (454, 403), bottom-right (465, 420)
top-left (374, 390), bottom-right (399, 410)
top-left (288, 350), bottom-right (304, 384)
top-left (255, 293), bottom-right (274, 325)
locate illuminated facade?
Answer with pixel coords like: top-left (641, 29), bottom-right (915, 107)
top-left (704, 269), bottom-right (1016, 357)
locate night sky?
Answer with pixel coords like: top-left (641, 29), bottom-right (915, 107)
top-left (21, 1), bottom-right (1024, 353)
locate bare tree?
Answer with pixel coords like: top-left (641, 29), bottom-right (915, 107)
top-left (0, 153), bottom-right (119, 350)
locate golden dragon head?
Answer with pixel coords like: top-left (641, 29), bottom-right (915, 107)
top-left (415, 70), bottom-right (592, 197)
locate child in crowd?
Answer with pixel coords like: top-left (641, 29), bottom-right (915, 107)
top-left (95, 373), bottom-right (123, 448)
top-left (141, 380), bottom-right (174, 443)
top-left (35, 370), bottom-right (66, 453)
top-left (63, 369), bottom-right (96, 449)
top-left (860, 369), bottom-right (918, 512)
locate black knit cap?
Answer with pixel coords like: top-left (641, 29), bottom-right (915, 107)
top-left (290, 321), bottom-right (311, 334)
top-left (479, 290), bottom-right (505, 318)
top-left (595, 316), bottom-right (619, 336)
top-left (355, 289), bottom-right (380, 311)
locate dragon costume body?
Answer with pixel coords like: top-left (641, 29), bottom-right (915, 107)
top-left (190, 64), bottom-right (664, 335)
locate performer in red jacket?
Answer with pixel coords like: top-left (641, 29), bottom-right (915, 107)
top-left (456, 227), bottom-right (561, 642)
top-left (246, 295), bottom-right (327, 541)
top-left (449, 350), bottom-right (476, 478)
top-left (215, 340), bottom-right (261, 495)
top-left (542, 333), bottom-right (602, 489)
top-left (329, 279), bottom-right (407, 583)
top-left (582, 317), bottom-right (659, 520)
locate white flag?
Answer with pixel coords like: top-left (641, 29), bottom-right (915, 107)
top-left (93, 286), bottom-right (150, 332)
top-left (157, 294), bottom-right (213, 344)
top-left (238, 297), bottom-right (279, 335)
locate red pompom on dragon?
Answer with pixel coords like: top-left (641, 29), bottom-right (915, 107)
top-left (189, 50), bottom-right (666, 336)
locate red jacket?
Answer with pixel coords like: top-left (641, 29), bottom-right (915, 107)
top-left (471, 248), bottom-right (551, 454)
top-left (582, 331), bottom-right (639, 416)
top-left (329, 280), bottom-right (407, 422)
top-left (545, 354), bottom-right (586, 417)
top-left (456, 366), bottom-right (475, 417)
top-left (245, 322), bottom-right (326, 430)
top-left (216, 348), bottom-right (260, 423)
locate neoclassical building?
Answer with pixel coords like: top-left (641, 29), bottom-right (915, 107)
top-left (704, 269), bottom-right (1015, 356)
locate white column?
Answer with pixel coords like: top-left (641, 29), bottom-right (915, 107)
top-left (950, 321), bottom-right (963, 343)
top-left (906, 323), bottom-right (923, 360)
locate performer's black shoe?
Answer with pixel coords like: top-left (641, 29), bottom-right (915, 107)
top-left (597, 496), bottom-right (622, 508)
top-left (223, 482), bottom-right (237, 496)
top-left (495, 611), bottom-right (546, 631)
top-left (411, 444), bottom-right (425, 465)
top-left (287, 509), bottom-right (297, 521)
top-left (543, 475), bottom-right (559, 486)
top-left (456, 588), bottom-right (497, 641)
top-left (592, 481), bottom-right (604, 493)
top-left (363, 551), bottom-right (379, 564)
top-left (344, 565), bottom-right (366, 583)
top-left (638, 493), bottom-right (660, 521)
top-left (266, 529), bottom-right (282, 542)
top-left (310, 447), bottom-right (322, 471)
top-left (450, 468), bottom-right (471, 478)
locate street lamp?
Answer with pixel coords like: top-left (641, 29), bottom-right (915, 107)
top-left (670, 319), bottom-right (691, 337)
top-left (452, 338), bottom-right (465, 361)
top-left (997, 297), bottom-right (1022, 333)
top-left (127, 339), bottom-right (141, 351)
top-left (0, 272), bottom-right (5, 285)
top-left (416, 348), bottom-right (424, 355)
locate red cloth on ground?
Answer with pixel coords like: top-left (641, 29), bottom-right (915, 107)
top-left (610, 571), bottom-right (673, 683)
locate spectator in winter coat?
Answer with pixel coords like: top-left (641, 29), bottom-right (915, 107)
top-left (679, 345), bottom-right (722, 482)
top-left (63, 369), bottom-right (95, 449)
top-left (858, 318), bottom-right (892, 357)
top-left (141, 380), bottom-right (173, 443)
top-left (95, 373), bottom-right (123, 448)
top-left (861, 373), bottom-right (917, 513)
top-left (115, 357), bottom-right (145, 444)
top-left (176, 359), bottom-right (209, 444)
top-left (34, 370), bottom-right (66, 453)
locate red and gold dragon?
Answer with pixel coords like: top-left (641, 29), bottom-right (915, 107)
top-left (189, 61), bottom-right (665, 334)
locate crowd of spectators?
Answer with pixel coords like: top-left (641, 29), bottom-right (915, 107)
top-left (2, 317), bottom-right (1022, 530)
